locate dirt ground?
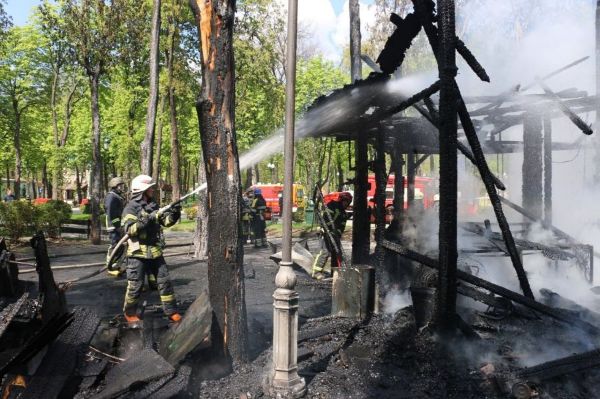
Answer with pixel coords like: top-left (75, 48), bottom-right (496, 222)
top-left (7, 230), bottom-right (600, 398)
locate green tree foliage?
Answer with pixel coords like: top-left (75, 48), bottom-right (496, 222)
top-left (0, 25), bottom-right (47, 198)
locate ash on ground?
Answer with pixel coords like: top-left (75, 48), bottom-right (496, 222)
top-left (198, 304), bottom-right (600, 399)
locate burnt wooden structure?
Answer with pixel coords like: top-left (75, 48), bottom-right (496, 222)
top-left (305, 0), bottom-right (595, 331)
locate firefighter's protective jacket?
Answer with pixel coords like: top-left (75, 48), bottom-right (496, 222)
top-left (324, 200), bottom-right (348, 236)
top-left (104, 190), bottom-right (125, 232)
top-left (251, 195), bottom-right (267, 215)
top-left (121, 196), bottom-right (179, 259)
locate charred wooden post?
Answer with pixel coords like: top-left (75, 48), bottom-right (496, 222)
top-left (0, 238), bottom-right (19, 297)
top-left (31, 232), bottom-right (66, 323)
top-left (414, 3), bottom-right (534, 299)
top-left (435, 0), bottom-right (459, 331)
top-left (522, 113), bottom-right (544, 221)
top-left (189, 0), bottom-right (248, 364)
top-left (543, 117), bottom-right (553, 224)
top-left (407, 152), bottom-right (416, 211)
top-left (270, 0), bottom-right (306, 396)
top-left (376, 12), bottom-right (421, 75)
top-left (350, 0), bottom-right (370, 265)
top-left (390, 149), bottom-right (405, 235)
top-left (374, 126), bottom-right (387, 268)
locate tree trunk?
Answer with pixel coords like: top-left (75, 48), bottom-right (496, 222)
top-left (141, 0), bottom-right (162, 175)
top-left (167, 17), bottom-right (181, 200)
top-left (89, 72), bottom-right (103, 245)
top-left (253, 164), bottom-right (259, 184)
top-left (53, 80), bottom-right (79, 201)
top-left (51, 70), bottom-right (60, 200)
top-left (75, 164), bottom-right (82, 204)
top-left (190, 0), bottom-right (248, 365)
top-left (42, 162), bottom-right (50, 198)
top-left (153, 95), bottom-right (167, 180)
top-left (12, 102), bottom-right (21, 200)
top-left (336, 152), bottom-right (344, 191)
top-left (244, 168), bottom-right (252, 189)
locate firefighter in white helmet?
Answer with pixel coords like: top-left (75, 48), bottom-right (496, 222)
top-left (121, 174), bottom-right (182, 323)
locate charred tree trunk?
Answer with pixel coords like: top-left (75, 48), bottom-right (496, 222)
top-left (435, 0), bottom-right (458, 332)
top-left (167, 17), bottom-right (181, 200)
top-left (141, 0), bottom-right (162, 175)
top-left (522, 113), bottom-right (543, 221)
top-left (543, 117), bottom-right (552, 224)
top-left (89, 72), bottom-right (103, 245)
top-left (153, 95), bottom-right (167, 181)
top-left (190, 0), bottom-right (248, 364)
top-left (194, 158), bottom-right (209, 259)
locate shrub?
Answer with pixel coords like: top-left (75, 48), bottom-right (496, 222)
top-left (0, 201), bottom-right (37, 241)
top-left (184, 206), bottom-right (198, 220)
top-left (36, 200), bottom-right (72, 238)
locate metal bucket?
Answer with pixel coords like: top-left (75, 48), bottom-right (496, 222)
top-left (410, 287), bottom-right (436, 328)
top-left (332, 265), bottom-right (376, 319)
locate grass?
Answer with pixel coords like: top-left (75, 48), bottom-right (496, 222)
top-left (165, 218), bottom-right (196, 232)
top-left (266, 221), bottom-right (314, 237)
top-left (70, 213), bottom-right (91, 221)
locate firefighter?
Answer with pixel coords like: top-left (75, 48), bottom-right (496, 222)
top-left (311, 191), bottom-right (352, 280)
top-left (241, 192), bottom-right (252, 244)
top-left (250, 188), bottom-right (268, 248)
top-left (121, 174), bottom-right (182, 323)
top-left (105, 177), bottom-right (126, 276)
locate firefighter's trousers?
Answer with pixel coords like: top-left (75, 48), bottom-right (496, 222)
top-left (123, 256), bottom-right (177, 316)
top-left (252, 213), bottom-right (267, 247)
top-left (106, 230), bottom-right (123, 269)
top-left (311, 233), bottom-right (342, 276)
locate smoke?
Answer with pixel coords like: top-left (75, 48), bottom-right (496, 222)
top-left (382, 288), bottom-right (412, 314)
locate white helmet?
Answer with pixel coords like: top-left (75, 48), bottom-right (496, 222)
top-left (131, 174), bottom-right (156, 194)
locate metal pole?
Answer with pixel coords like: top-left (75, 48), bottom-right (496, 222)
top-left (270, 0), bottom-right (305, 396)
top-left (281, 0), bottom-right (298, 265)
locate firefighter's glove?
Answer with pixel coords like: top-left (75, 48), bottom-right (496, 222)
top-left (136, 211), bottom-right (156, 230)
top-left (171, 205), bottom-right (182, 222)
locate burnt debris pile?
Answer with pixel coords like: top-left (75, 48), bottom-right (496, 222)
top-left (0, 234), bottom-right (208, 398)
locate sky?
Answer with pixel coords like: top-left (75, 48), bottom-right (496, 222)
top-left (5, 0), bottom-right (376, 62)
